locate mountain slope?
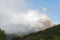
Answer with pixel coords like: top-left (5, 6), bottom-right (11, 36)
top-left (13, 24), bottom-right (60, 40)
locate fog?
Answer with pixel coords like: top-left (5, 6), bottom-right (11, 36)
top-left (0, 0), bottom-right (52, 34)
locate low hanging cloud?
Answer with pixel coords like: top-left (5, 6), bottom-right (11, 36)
top-left (0, 0), bottom-right (53, 34)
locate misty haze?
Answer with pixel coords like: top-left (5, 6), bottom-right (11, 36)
top-left (0, 0), bottom-right (60, 40)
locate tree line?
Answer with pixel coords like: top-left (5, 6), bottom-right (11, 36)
top-left (13, 24), bottom-right (60, 40)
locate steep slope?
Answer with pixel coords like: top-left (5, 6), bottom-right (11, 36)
top-left (13, 24), bottom-right (60, 40)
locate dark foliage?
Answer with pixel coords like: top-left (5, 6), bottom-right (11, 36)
top-left (13, 24), bottom-right (60, 40)
top-left (0, 29), bottom-right (7, 40)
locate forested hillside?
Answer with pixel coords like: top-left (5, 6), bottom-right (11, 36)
top-left (13, 24), bottom-right (60, 40)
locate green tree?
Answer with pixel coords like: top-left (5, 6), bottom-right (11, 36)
top-left (0, 29), bottom-right (7, 40)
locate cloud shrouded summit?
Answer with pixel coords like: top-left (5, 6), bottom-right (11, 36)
top-left (0, 0), bottom-right (53, 34)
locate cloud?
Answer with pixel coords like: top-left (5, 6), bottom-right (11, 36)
top-left (41, 8), bottom-right (48, 12)
top-left (0, 0), bottom-right (52, 34)
top-left (0, 10), bottom-right (52, 34)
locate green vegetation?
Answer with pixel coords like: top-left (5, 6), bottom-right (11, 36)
top-left (13, 24), bottom-right (60, 40)
top-left (0, 29), bottom-right (7, 40)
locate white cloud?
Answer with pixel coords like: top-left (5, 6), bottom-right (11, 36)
top-left (0, 0), bottom-right (52, 34)
top-left (41, 8), bottom-right (48, 12)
